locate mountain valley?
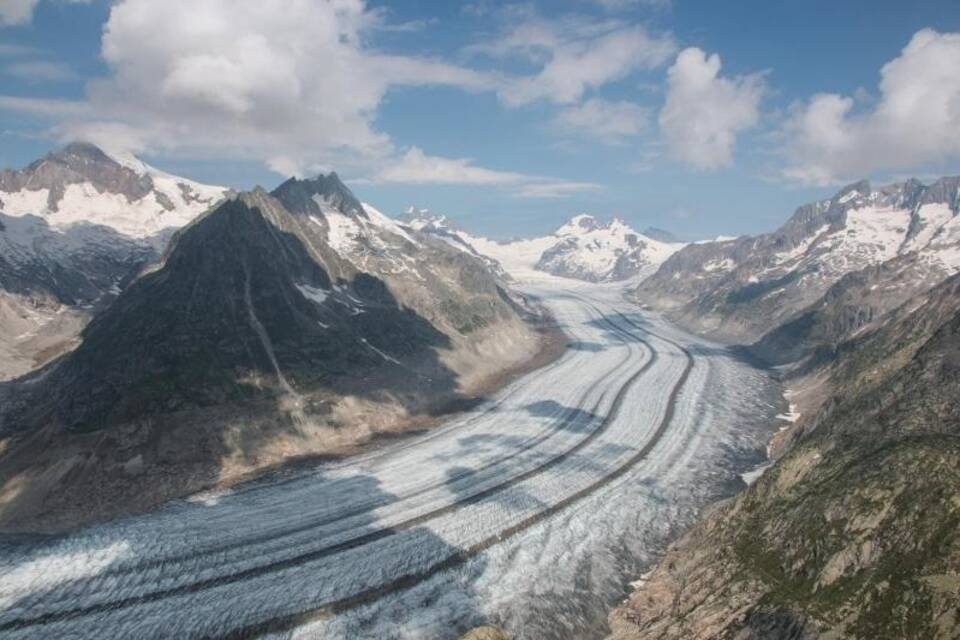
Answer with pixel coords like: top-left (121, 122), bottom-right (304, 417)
top-left (0, 147), bottom-right (958, 640)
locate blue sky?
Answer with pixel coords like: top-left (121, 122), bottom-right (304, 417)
top-left (1, 0), bottom-right (959, 240)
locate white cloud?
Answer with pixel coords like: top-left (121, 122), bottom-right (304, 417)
top-left (658, 47), bottom-right (764, 170)
top-left (377, 147), bottom-right (529, 185)
top-left (34, 0), bottom-right (497, 175)
top-left (469, 13), bottom-right (675, 106)
top-left (0, 0), bottom-right (638, 192)
top-left (0, 0), bottom-right (90, 26)
top-left (783, 29), bottom-right (960, 185)
top-left (375, 147), bottom-right (601, 198)
top-left (512, 181), bottom-right (603, 198)
top-left (552, 97), bottom-right (649, 144)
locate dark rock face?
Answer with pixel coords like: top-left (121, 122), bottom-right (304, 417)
top-left (0, 180), bottom-right (538, 531)
top-left (272, 172), bottom-right (366, 221)
top-left (749, 256), bottom-right (944, 368)
top-left (26, 192), bottom-right (465, 432)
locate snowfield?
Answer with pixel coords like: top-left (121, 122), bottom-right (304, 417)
top-left (0, 278), bottom-right (782, 640)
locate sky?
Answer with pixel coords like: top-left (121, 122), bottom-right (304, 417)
top-left (1, 0), bottom-right (959, 240)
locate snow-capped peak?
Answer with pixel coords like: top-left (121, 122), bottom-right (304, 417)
top-left (401, 206), bottom-right (451, 231)
top-left (535, 214), bottom-right (684, 282)
top-left (555, 213), bottom-right (602, 236)
top-left (0, 142), bottom-right (227, 243)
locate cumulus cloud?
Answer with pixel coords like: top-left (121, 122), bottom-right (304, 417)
top-left (469, 13), bottom-right (675, 106)
top-left (783, 29), bottom-right (960, 185)
top-left (658, 47), bottom-right (764, 169)
top-left (0, 0), bottom-right (644, 189)
top-left (41, 0), bottom-right (496, 175)
top-left (552, 97), bottom-right (649, 144)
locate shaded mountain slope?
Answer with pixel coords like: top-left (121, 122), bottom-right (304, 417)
top-left (609, 273), bottom-right (960, 640)
top-left (0, 180), bottom-right (545, 532)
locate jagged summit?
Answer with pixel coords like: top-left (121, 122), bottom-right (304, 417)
top-left (401, 206), bottom-right (458, 232)
top-left (272, 171), bottom-right (366, 219)
top-left (47, 141), bottom-right (121, 167)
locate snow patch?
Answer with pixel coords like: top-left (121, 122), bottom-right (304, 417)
top-left (0, 188), bottom-right (50, 216)
top-left (703, 258), bottom-right (735, 272)
top-left (296, 283), bottom-right (330, 306)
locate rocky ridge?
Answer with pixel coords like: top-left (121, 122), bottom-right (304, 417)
top-left (0, 173), bottom-right (544, 532)
top-left (633, 177), bottom-right (960, 345)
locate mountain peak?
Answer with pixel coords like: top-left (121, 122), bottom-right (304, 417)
top-left (400, 206), bottom-right (453, 232)
top-left (38, 141), bottom-right (130, 174)
top-left (556, 214), bottom-right (600, 235)
top-left (271, 171), bottom-right (365, 218)
top-left (53, 141), bottom-right (111, 161)
top-left (0, 143), bottom-right (227, 240)
top-left (834, 179), bottom-right (871, 203)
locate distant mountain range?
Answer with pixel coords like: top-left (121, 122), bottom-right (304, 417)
top-left (634, 177), bottom-right (960, 357)
top-left (0, 148), bottom-right (543, 532)
top-left (404, 209), bottom-right (685, 283)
